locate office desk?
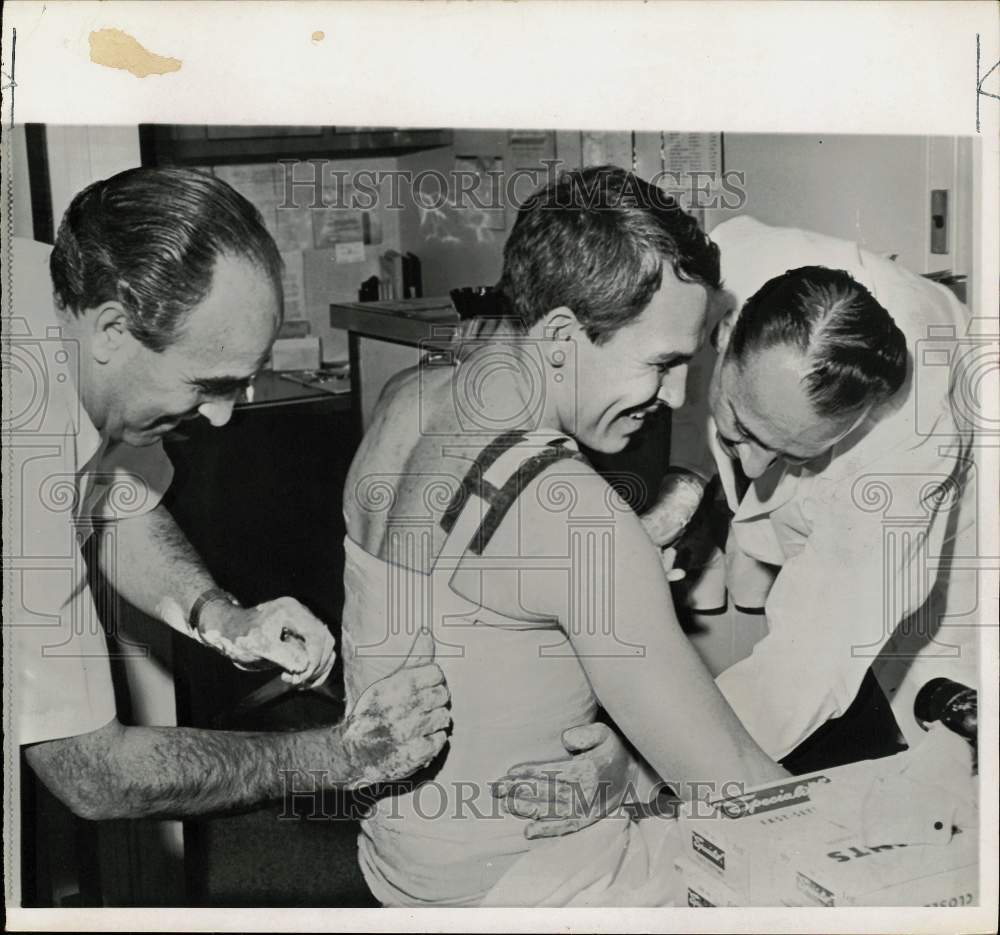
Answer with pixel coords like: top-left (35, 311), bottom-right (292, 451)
top-left (330, 298), bottom-right (459, 433)
top-left (240, 369), bottom-right (351, 411)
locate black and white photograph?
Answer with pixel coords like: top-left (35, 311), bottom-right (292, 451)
top-left (2, 2), bottom-right (997, 932)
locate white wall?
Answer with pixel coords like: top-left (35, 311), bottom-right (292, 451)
top-left (395, 131), bottom-right (974, 296)
top-left (9, 125), bottom-right (35, 238)
top-left (46, 125), bottom-right (143, 231)
top-left (706, 133), bottom-right (973, 282)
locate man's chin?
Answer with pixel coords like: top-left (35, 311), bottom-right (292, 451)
top-left (123, 425), bottom-right (176, 447)
top-left (582, 427), bottom-right (631, 455)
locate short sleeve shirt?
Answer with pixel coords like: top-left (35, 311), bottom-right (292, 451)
top-left (3, 238), bottom-right (175, 746)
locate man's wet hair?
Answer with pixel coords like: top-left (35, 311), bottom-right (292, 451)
top-left (50, 167), bottom-right (283, 352)
top-left (728, 266), bottom-right (908, 416)
top-left (497, 165), bottom-right (720, 343)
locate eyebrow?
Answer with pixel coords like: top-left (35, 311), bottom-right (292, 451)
top-left (730, 405), bottom-right (770, 451)
top-left (191, 374), bottom-right (255, 395)
top-left (729, 404), bottom-right (812, 463)
top-left (190, 350), bottom-right (271, 396)
top-left (650, 351), bottom-right (693, 365)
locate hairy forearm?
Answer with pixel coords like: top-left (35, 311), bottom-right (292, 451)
top-left (24, 719), bottom-right (357, 821)
top-left (99, 505), bottom-right (217, 632)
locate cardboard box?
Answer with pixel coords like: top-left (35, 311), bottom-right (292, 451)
top-left (679, 755), bottom-right (978, 907)
top-left (674, 857), bottom-right (743, 907)
top-left (783, 826), bottom-right (978, 907)
top-left (680, 772), bottom-right (851, 902)
top-left (271, 336), bottom-right (321, 371)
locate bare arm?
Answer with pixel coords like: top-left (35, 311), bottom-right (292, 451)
top-left (101, 503), bottom-right (214, 629)
top-left (102, 504), bottom-right (336, 687)
top-left (24, 718), bottom-right (340, 820)
top-left (516, 465), bottom-right (787, 797)
top-left (24, 631), bottom-right (450, 820)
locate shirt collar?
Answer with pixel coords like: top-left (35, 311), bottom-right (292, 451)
top-left (43, 303), bottom-right (104, 474)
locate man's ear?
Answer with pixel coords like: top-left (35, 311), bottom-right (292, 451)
top-left (536, 306), bottom-right (580, 361)
top-left (88, 302), bottom-right (132, 364)
top-left (714, 306), bottom-right (738, 354)
top-left (539, 307), bottom-right (578, 339)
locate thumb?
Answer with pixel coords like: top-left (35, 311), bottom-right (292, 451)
top-left (561, 722), bottom-right (605, 754)
top-left (401, 627), bottom-right (435, 668)
top-left (661, 547), bottom-right (686, 583)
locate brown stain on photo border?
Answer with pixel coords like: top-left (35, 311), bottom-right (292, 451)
top-left (89, 28), bottom-right (182, 78)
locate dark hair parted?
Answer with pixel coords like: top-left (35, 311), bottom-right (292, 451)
top-left (50, 167), bottom-right (284, 351)
top-left (727, 266), bottom-right (908, 417)
top-left (497, 165), bottom-right (721, 344)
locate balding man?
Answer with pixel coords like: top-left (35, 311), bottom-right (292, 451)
top-left (3, 168), bottom-right (450, 823)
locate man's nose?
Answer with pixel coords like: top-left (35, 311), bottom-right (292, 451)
top-left (198, 397), bottom-right (236, 428)
top-left (657, 365), bottom-right (688, 410)
top-left (738, 443), bottom-right (776, 479)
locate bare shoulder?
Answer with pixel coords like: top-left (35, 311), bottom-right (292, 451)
top-left (485, 451), bottom-right (638, 558)
top-left (343, 365), bottom-right (475, 559)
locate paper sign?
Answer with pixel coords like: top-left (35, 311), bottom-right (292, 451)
top-left (334, 242), bottom-right (366, 264)
top-left (274, 206), bottom-right (314, 252)
top-left (662, 132), bottom-right (723, 177)
top-left (313, 208), bottom-right (367, 247)
top-left (279, 250), bottom-right (306, 319)
top-left (214, 163), bottom-right (278, 200)
top-left (508, 130), bottom-right (554, 168)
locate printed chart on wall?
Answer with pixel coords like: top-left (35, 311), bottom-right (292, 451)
top-left (662, 132), bottom-right (724, 223)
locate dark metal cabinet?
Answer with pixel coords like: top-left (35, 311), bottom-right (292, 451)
top-left (139, 125), bottom-right (453, 167)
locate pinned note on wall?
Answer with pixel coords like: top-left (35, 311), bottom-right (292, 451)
top-left (663, 133), bottom-right (723, 178)
top-left (334, 242), bottom-right (366, 264)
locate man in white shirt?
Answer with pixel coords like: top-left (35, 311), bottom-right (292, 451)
top-left (2, 168), bottom-right (450, 829)
top-left (497, 216), bottom-right (979, 831)
top-left (704, 217), bottom-right (977, 761)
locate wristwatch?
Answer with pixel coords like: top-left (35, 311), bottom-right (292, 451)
top-left (188, 587), bottom-right (241, 634)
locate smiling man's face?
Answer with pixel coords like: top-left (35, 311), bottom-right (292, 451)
top-left (98, 254), bottom-right (280, 446)
top-left (709, 339), bottom-right (866, 479)
top-left (565, 265), bottom-right (708, 454)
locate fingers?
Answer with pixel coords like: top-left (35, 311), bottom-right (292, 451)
top-left (491, 773), bottom-right (559, 803)
top-left (249, 598), bottom-right (338, 684)
top-left (660, 547), bottom-right (686, 583)
top-left (302, 637), bottom-right (338, 689)
top-left (417, 683), bottom-right (450, 712)
top-left (401, 628), bottom-right (435, 668)
top-left (282, 633), bottom-right (337, 689)
top-left (395, 705), bottom-right (451, 741)
top-left (496, 782), bottom-right (592, 823)
top-left (561, 722), bottom-right (607, 754)
top-left (493, 761), bottom-right (577, 786)
top-left (405, 661), bottom-right (447, 690)
top-left (411, 730), bottom-right (448, 766)
top-left (503, 793), bottom-right (543, 820)
top-left (421, 706), bottom-right (452, 736)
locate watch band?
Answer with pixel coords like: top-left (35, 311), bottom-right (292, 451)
top-left (188, 587), bottom-right (241, 633)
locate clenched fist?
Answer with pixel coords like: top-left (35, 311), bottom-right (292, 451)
top-left (340, 629), bottom-right (451, 789)
top-left (639, 469), bottom-right (708, 548)
top-left (197, 595), bottom-right (337, 689)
